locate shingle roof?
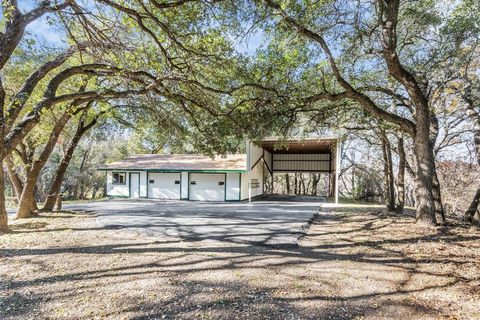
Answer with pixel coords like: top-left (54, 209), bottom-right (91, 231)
top-left (98, 154), bottom-right (247, 171)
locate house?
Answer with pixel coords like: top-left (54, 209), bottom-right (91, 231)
top-left (98, 138), bottom-right (341, 202)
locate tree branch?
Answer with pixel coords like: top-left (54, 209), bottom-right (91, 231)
top-left (6, 45), bottom-right (83, 126)
top-left (262, 0), bottom-right (415, 135)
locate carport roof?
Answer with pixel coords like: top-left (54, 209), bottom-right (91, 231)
top-left (258, 137), bottom-right (337, 154)
top-left (98, 154), bottom-right (247, 172)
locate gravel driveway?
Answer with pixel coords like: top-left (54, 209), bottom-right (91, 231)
top-left (63, 198), bottom-right (321, 245)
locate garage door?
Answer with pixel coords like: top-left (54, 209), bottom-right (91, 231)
top-left (189, 173), bottom-right (225, 201)
top-left (148, 173), bottom-right (181, 199)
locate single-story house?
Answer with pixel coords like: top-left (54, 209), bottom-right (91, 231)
top-left (98, 138), bottom-right (341, 202)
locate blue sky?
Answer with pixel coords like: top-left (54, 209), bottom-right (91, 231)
top-left (234, 28), bottom-right (264, 55)
top-left (14, 0), bottom-right (67, 47)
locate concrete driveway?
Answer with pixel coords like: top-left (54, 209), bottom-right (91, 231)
top-left (63, 198), bottom-right (322, 246)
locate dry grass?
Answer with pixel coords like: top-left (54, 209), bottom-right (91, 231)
top-left (0, 206), bottom-right (479, 319)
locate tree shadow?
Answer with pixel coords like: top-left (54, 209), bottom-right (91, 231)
top-left (1, 204), bottom-right (479, 319)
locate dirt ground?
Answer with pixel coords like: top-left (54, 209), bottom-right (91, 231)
top-left (0, 205), bottom-right (479, 320)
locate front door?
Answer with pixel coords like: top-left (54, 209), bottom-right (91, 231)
top-left (130, 173), bottom-right (140, 198)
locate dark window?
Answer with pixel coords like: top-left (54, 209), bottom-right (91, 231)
top-left (113, 172), bottom-right (126, 185)
top-left (174, 180), bottom-right (180, 184)
top-left (218, 181), bottom-right (225, 186)
top-left (190, 181), bottom-right (196, 185)
top-left (149, 180), bottom-right (154, 184)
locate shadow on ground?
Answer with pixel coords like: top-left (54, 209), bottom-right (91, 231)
top-left (1, 203), bottom-right (479, 319)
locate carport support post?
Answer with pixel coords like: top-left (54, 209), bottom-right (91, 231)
top-left (335, 140), bottom-right (341, 204)
top-left (248, 181), bottom-right (252, 202)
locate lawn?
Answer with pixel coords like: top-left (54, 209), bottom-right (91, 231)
top-left (1, 205), bottom-right (479, 319)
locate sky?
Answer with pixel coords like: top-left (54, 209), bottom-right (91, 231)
top-left (14, 0), bottom-right (67, 47)
top-left (12, 0), bottom-right (264, 55)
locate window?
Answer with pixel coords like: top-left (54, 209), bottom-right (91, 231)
top-left (113, 172), bottom-right (126, 185)
top-left (190, 181), bottom-right (196, 185)
top-left (149, 180), bottom-right (155, 184)
top-left (218, 181), bottom-right (225, 186)
top-left (174, 180), bottom-right (180, 184)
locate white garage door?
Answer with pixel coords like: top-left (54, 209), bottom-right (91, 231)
top-left (148, 172), bottom-right (181, 199)
top-left (189, 173), bottom-right (225, 201)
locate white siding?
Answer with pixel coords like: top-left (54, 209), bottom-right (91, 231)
top-left (272, 153), bottom-right (330, 172)
top-left (248, 141), bottom-right (263, 170)
top-left (181, 172), bottom-right (189, 199)
top-left (226, 173), bottom-right (240, 200)
top-left (264, 150), bottom-right (272, 173)
top-left (240, 172), bottom-right (249, 200)
top-left (240, 160), bottom-right (264, 200)
top-left (140, 171), bottom-right (147, 197)
top-left (106, 170), bottom-right (129, 197)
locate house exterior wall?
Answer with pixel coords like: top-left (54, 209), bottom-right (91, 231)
top-left (226, 172), bottom-right (241, 200)
top-left (106, 169), bottom-right (247, 201)
top-left (264, 149), bottom-right (272, 173)
top-left (140, 171), bottom-right (147, 197)
top-left (181, 172), bottom-right (189, 199)
top-left (107, 170), bottom-right (146, 197)
top-left (248, 141), bottom-right (263, 170)
top-left (240, 160), bottom-right (264, 200)
top-left (106, 170), bottom-right (130, 197)
top-left (240, 172), bottom-right (248, 200)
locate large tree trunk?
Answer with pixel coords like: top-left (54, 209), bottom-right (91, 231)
top-left (430, 114), bottom-right (446, 224)
top-left (0, 163), bottom-right (8, 232)
top-left (5, 155), bottom-right (23, 202)
top-left (465, 188), bottom-right (480, 224)
top-left (16, 111), bottom-right (71, 219)
top-left (43, 115), bottom-right (97, 211)
top-left (413, 121), bottom-right (437, 226)
top-left (5, 156), bottom-right (38, 213)
top-left (0, 79), bottom-right (8, 232)
top-left (377, 0), bottom-right (437, 224)
top-left (55, 194), bottom-right (62, 211)
top-left (15, 178), bottom-right (38, 219)
top-left (464, 94), bottom-right (480, 223)
top-left (381, 130), bottom-right (396, 212)
top-left (43, 158), bottom-right (71, 211)
top-left (396, 137), bottom-right (406, 214)
top-left (432, 169), bottom-right (446, 224)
